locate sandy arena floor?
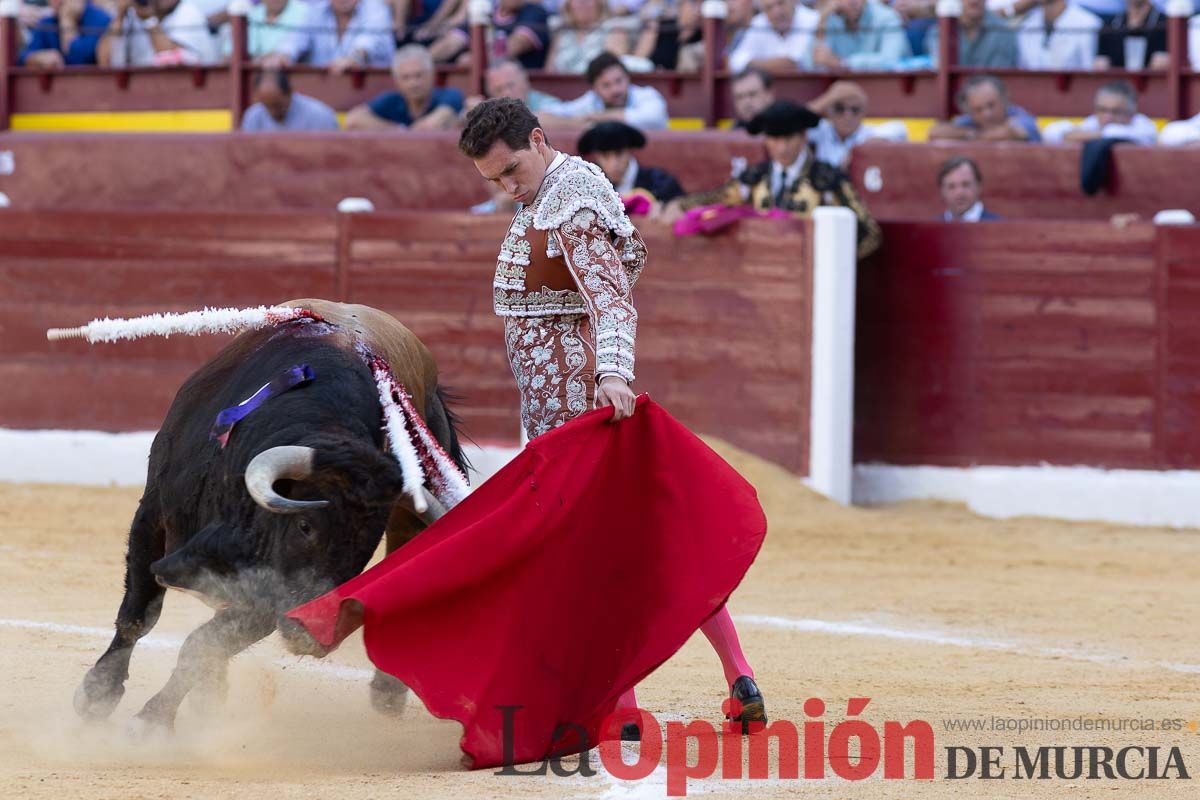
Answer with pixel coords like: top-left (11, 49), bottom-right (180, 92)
top-left (1, 443), bottom-right (1198, 799)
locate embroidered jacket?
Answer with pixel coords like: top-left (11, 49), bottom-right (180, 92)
top-left (677, 155), bottom-right (882, 259)
top-left (494, 154), bottom-right (648, 384)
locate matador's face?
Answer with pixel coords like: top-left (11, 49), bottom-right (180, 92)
top-left (473, 130), bottom-right (552, 206)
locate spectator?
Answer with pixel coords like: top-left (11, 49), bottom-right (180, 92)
top-left (264, 0), bottom-right (395, 72)
top-left (1191, 14), bottom-right (1200, 71)
top-left (98, 0), bottom-right (218, 66)
top-left (666, 101), bottom-right (882, 259)
top-left (345, 45), bottom-right (464, 130)
top-left (577, 120), bottom-right (684, 205)
top-left (1160, 110), bottom-right (1200, 146)
top-left (939, 156), bottom-right (1000, 221)
top-left (890, 0), bottom-right (936, 58)
top-left (927, 74), bottom-right (1041, 142)
top-left (731, 67), bottom-right (776, 129)
top-left (806, 80), bottom-right (907, 169)
top-left (727, 0), bottom-right (820, 74)
top-left (1041, 81), bottom-right (1157, 144)
top-left (813, 0), bottom-right (912, 71)
top-left (399, 0), bottom-right (466, 47)
top-left (219, 0), bottom-right (306, 60)
top-left (1016, 0), bottom-right (1102, 70)
top-left (392, 0), bottom-right (452, 44)
top-left (475, 57), bottom-right (566, 115)
top-left (925, 0), bottom-right (1018, 68)
top-left (17, 0), bottom-right (111, 68)
top-left (545, 0), bottom-right (627, 73)
top-left (725, 0), bottom-right (756, 53)
top-left (430, 0), bottom-right (550, 69)
top-left (1096, 0), bottom-right (1167, 69)
top-left (190, 0), bottom-right (231, 28)
top-left (241, 69), bottom-right (341, 131)
top-left (607, 0), bottom-right (646, 15)
top-left (553, 51), bottom-right (670, 130)
top-left (630, 0), bottom-right (705, 71)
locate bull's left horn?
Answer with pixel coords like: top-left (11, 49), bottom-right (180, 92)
top-left (245, 446), bottom-right (330, 514)
top-left (416, 488), bottom-right (447, 527)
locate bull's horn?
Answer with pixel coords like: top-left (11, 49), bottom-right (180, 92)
top-left (416, 488), bottom-right (447, 527)
top-left (245, 446), bottom-right (330, 514)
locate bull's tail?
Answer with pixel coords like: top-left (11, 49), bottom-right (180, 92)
top-left (431, 385), bottom-right (473, 480)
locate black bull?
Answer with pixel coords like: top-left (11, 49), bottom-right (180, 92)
top-left (73, 301), bottom-right (467, 731)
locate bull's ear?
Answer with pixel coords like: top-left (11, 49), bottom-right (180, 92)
top-left (310, 438), bottom-right (407, 507)
top-left (150, 522), bottom-right (246, 587)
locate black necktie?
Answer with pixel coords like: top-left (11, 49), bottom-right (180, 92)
top-left (773, 169), bottom-right (787, 208)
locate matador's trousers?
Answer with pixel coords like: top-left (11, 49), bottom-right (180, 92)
top-left (504, 314), bottom-right (597, 442)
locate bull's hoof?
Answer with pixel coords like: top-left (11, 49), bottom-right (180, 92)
top-left (125, 712), bottom-right (173, 742)
top-left (369, 671), bottom-right (409, 716)
top-left (277, 617), bottom-right (331, 658)
top-left (73, 672), bottom-right (125, 720)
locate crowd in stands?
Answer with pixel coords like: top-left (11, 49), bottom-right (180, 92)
top-left (11, 0), bottom-right (1200, 233)
top-left (14, 0), bottom-right (1200, 73)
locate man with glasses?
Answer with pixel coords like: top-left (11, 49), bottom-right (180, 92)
top-left (806, 80), bottom-right (906, 169)
top-left (1041, 81), bottom-right (1157, 145)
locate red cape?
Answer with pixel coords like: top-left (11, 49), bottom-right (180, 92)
top-left (285, 396), bottom-right (767, 769)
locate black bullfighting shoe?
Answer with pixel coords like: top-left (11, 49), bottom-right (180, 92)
top-left (729, 675), bottom-right (767, 733)
top-left (620, 721), bottom-right (642, 742)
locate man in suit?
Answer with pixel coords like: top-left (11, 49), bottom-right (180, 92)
top-left (576, 121), bottom-right (685, 207)
top-left (665, 100), bottom-right (881, 259)
top-left (939, 156), bottom-right (1001, 222)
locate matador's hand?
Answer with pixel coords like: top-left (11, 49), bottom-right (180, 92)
top-left (597, 376), bottom-right (636, 421)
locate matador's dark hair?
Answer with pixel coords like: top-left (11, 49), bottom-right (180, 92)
top-left (458, 98), bottom-right (542, 159)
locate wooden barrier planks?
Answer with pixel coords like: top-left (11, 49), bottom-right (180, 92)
top-left (856, 221), bottom-right (1161, 468)
top-left (1, 210), bottom-right (815, 474)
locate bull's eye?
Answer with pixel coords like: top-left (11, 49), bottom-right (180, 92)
top-left (297, 519), bottom-right (312, 536)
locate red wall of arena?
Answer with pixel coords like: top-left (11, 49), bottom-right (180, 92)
top-left (4, 133), bottom-right (1200, 222)
top-left (856, 221), bottom-right (1200, 470)
top-left (9, 209), bottom-right (1200, 474)
top-left (0, 211), bottom-right (813, 473)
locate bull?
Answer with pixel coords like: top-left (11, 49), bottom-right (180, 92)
top-left (72, 299), bottom-right (466, 731)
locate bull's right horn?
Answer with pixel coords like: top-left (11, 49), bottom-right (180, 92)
top-left (245, 446), bottom-right (330, 514)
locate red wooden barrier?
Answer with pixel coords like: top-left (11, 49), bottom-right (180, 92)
top-left (0, 209), bottom-right (814, 472)
top-left (849, 141), bottom-right (1200, 221)
top-left (6, 133), bottom-right (1200, 224)
top-left (855, 220), bottom-right (1164, 469)
top-left (1157, 225), bottom-right (1200, 467)
top-left (11, 209), bottom-right (1200, 474)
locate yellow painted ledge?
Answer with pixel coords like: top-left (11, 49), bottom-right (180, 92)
top-left (11, 110), bottom-right (232, 132)
top-left (9, 111), bottom-right (1173, 141)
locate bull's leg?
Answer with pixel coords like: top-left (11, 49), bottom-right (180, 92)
top-left (132, 608), bottom-right (275, 732)
top-left (188, 658), bottom-right (230, 715)
top-left (366, 507), bottom-right (427, 716)
top-left (74, 501), bottom-right (166, 720)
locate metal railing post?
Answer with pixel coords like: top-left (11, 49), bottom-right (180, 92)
top-left (700, 0), bottom-right (727, 129)
top-left (228, 0), bottom-right (251, 130)
top-left (935, 0), bottom-right (961, 121)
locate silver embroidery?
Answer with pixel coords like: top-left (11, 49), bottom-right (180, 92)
top-left (504, 315), bottom-right (593, 440)
top-left (532, 157), bottom-right (635, 238)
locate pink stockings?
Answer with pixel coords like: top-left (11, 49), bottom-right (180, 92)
top-left (616, 605), bottom-right (753, 709)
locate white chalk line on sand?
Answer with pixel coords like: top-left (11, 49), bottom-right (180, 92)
top-left (5, 614), bottom-right (1196, 680)
top-left (734, 614), bottom-right (1200, 675)
top-left (0, 618), bottom-right (375, 681)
